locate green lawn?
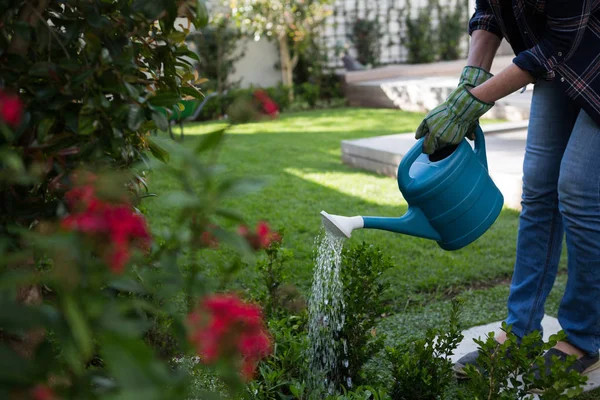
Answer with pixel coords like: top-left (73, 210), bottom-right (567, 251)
top-left (147, 107), bottom-right (565, 304)
top-left (145, 107), bottom-right (596, 397)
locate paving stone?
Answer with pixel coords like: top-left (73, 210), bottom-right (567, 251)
top-left (451, 315), bottom-right (600, 396)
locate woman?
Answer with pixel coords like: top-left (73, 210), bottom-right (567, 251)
top-left (417, 0), bottom-right (600, 378)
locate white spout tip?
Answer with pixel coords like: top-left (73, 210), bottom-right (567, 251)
top-left (320, 211), bottom-right (364, 239)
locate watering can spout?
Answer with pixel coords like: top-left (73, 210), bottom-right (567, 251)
top-left (362, 207), bottom-right (441, 241)
top-left (320, 211), bottom-right (364, 238)
top-left (320, 208), bottom-right (441, 242)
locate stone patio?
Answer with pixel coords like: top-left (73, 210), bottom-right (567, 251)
top-left (452, 315), bottom-right (600, 396)
top-left (341, 122), bottom-right (528, 210)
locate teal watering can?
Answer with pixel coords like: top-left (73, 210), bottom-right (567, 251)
top-left (321, 125), bottom-right (504, 251)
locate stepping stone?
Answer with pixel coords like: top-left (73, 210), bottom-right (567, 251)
top-left (451, 315), bottom-right (600, 396)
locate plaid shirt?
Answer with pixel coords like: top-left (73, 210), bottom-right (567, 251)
top-left (469, 0), bottom-right (600, 126)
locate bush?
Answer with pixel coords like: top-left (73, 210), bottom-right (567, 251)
top-left (460, 325), bottom-right (587, 399)
top-left (337, 243), bottom-right (393, 389)
top-left (386, 299), bottom-right (463, 400)
top-left (404, 4), bottom-right (437, 64)
top-left (437, 0), bottom-right (467, 61)
top-left (349, 18), bottom-right (383, 67)
top-left (298, 83), bottom-right (321, 108)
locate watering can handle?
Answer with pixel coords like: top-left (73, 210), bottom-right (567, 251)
top-left (399, 125), bottom-right (489, 188)
top-left (397, 137), bottom-right (425, 189)
top-left (473, 124), bottom-right (488, 170)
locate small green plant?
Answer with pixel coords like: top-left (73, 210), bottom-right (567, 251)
top-left (436, 0), bottom-right (466, 61)
top-left (349, 17), bottom-right (383, 67)
top-left (246, 315), bottom-right (309, 400)
top-left (386, 299), bottom-right (463, 400)
top-left (337, 242), bottom-right (393, 389)
top-left (255, 233), bottom-right (306, 319)
top-left (460, 325), bottom-right (587, 399)
top-left (299, 83), bottom-right (321, 109)
top-left (404, 3), bottom-right (437, 64)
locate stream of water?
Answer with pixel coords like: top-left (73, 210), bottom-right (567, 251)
top-left (307, 228), bottom-right (349, 396)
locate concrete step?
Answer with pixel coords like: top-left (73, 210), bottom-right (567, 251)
top-left (345, 76), bottom-right (532, 121)
top-left (344, 55), bottom-right (516, 84)
top-left (341, 124), bottom-right (527, 210)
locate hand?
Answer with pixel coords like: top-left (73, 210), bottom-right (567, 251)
top-left (415, 83), bottom-right (494, 155)
top-left (459, 66), bottom-right (494, 87)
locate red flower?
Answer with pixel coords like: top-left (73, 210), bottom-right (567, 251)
top-left (31, 384), bottom-right (58, 400)
top-left (61, 186), bottom-right (151, 274)
top-left (0, 91), bottom-right (24, 128)
top-left (64, 185), bottom-right (96, 210)
top-left (238, 221), bottom-right (281, 250)
top-left (187, 294), bottom-right (271, 381)
top-left (253, 90), bottom-right (279, 117)
top-left (200, 230), bottom-right (219, 249)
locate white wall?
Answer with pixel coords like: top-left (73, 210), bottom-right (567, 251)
top-left (230, 38), bottom-right (282, 88)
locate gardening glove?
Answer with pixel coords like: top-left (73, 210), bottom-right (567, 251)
top-left (459, 66), bottom-right (494, 87)
top-left (415, 83), bottom-right (494, 155)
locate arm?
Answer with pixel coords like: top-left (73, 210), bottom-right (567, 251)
top-left (470, 63), bottom-right (535, 103)
top-left (471, 0), bottom-right (591, 104)
top-left (467, 30), bottom-right (502, 71)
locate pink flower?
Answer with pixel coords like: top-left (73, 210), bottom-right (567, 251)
top-left (187, 294), bottom-right (271, 381)
top-left (0, 91), bottom-right (24, 128)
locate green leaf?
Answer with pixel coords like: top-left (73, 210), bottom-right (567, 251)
top-left (128, 104), bottom-right (144, 131)
top-left (131, 0), bottom-right (164, 20)
top-left (219, 177), bottom-right (266, 198)
top-left (99, 307), bottom-right (152, 337)
top-left (64, 296), bottom-right (93, 359)
top-left (215, 208), bottom-right (245, 223)
top-left (147, 137), bottom-right (170, 163)
top-left (78, 115), bottom-right (95, 135)
top-left (37, 117), bottom-right (55, 142)
top-left (13, 21), bottom-right (31, 41)
top-left (100, 333), bottom-right (168, 391)
top-left (162, 191), bottom-right (201, 208)
top-left (0, 301), bottom-right (47, 332)
top-left (108, 277), bottom-right (146, 294)
top-left (195, 0), bottom-right (209, 29)
top-left (167, 31), bottom-right (187, 42)
top-left (175, 46), bottom-right (200, 61)
top-left (0, 345), bottom-right (34, 384)
top-left (180, 86), bottom-right (203, 99)
top-left (148, 92), bottom-right (181, 107)
top-left (195, 126), bottom-right (227, 153)
top-left (152, 111), bottom-right (169, 132)
top-left (29, 61), bottom-right (58, 78)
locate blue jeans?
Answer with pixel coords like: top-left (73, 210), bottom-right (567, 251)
top-left (506, 79), bottom-right (600, 355)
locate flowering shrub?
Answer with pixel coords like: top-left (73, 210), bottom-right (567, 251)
top-left (188, 294), bottom-right (272, 381)
top-left (239, 221), bottom-right (282, 251)
top-left (61, 181), bottom-right (151, 274)
top-left (0, 1), bottom-right (278, 398)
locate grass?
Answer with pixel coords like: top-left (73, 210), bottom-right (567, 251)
top-left (146, 107), bottom-right (566, 306)
top-left (144, 107), bottom-right (597, 397)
